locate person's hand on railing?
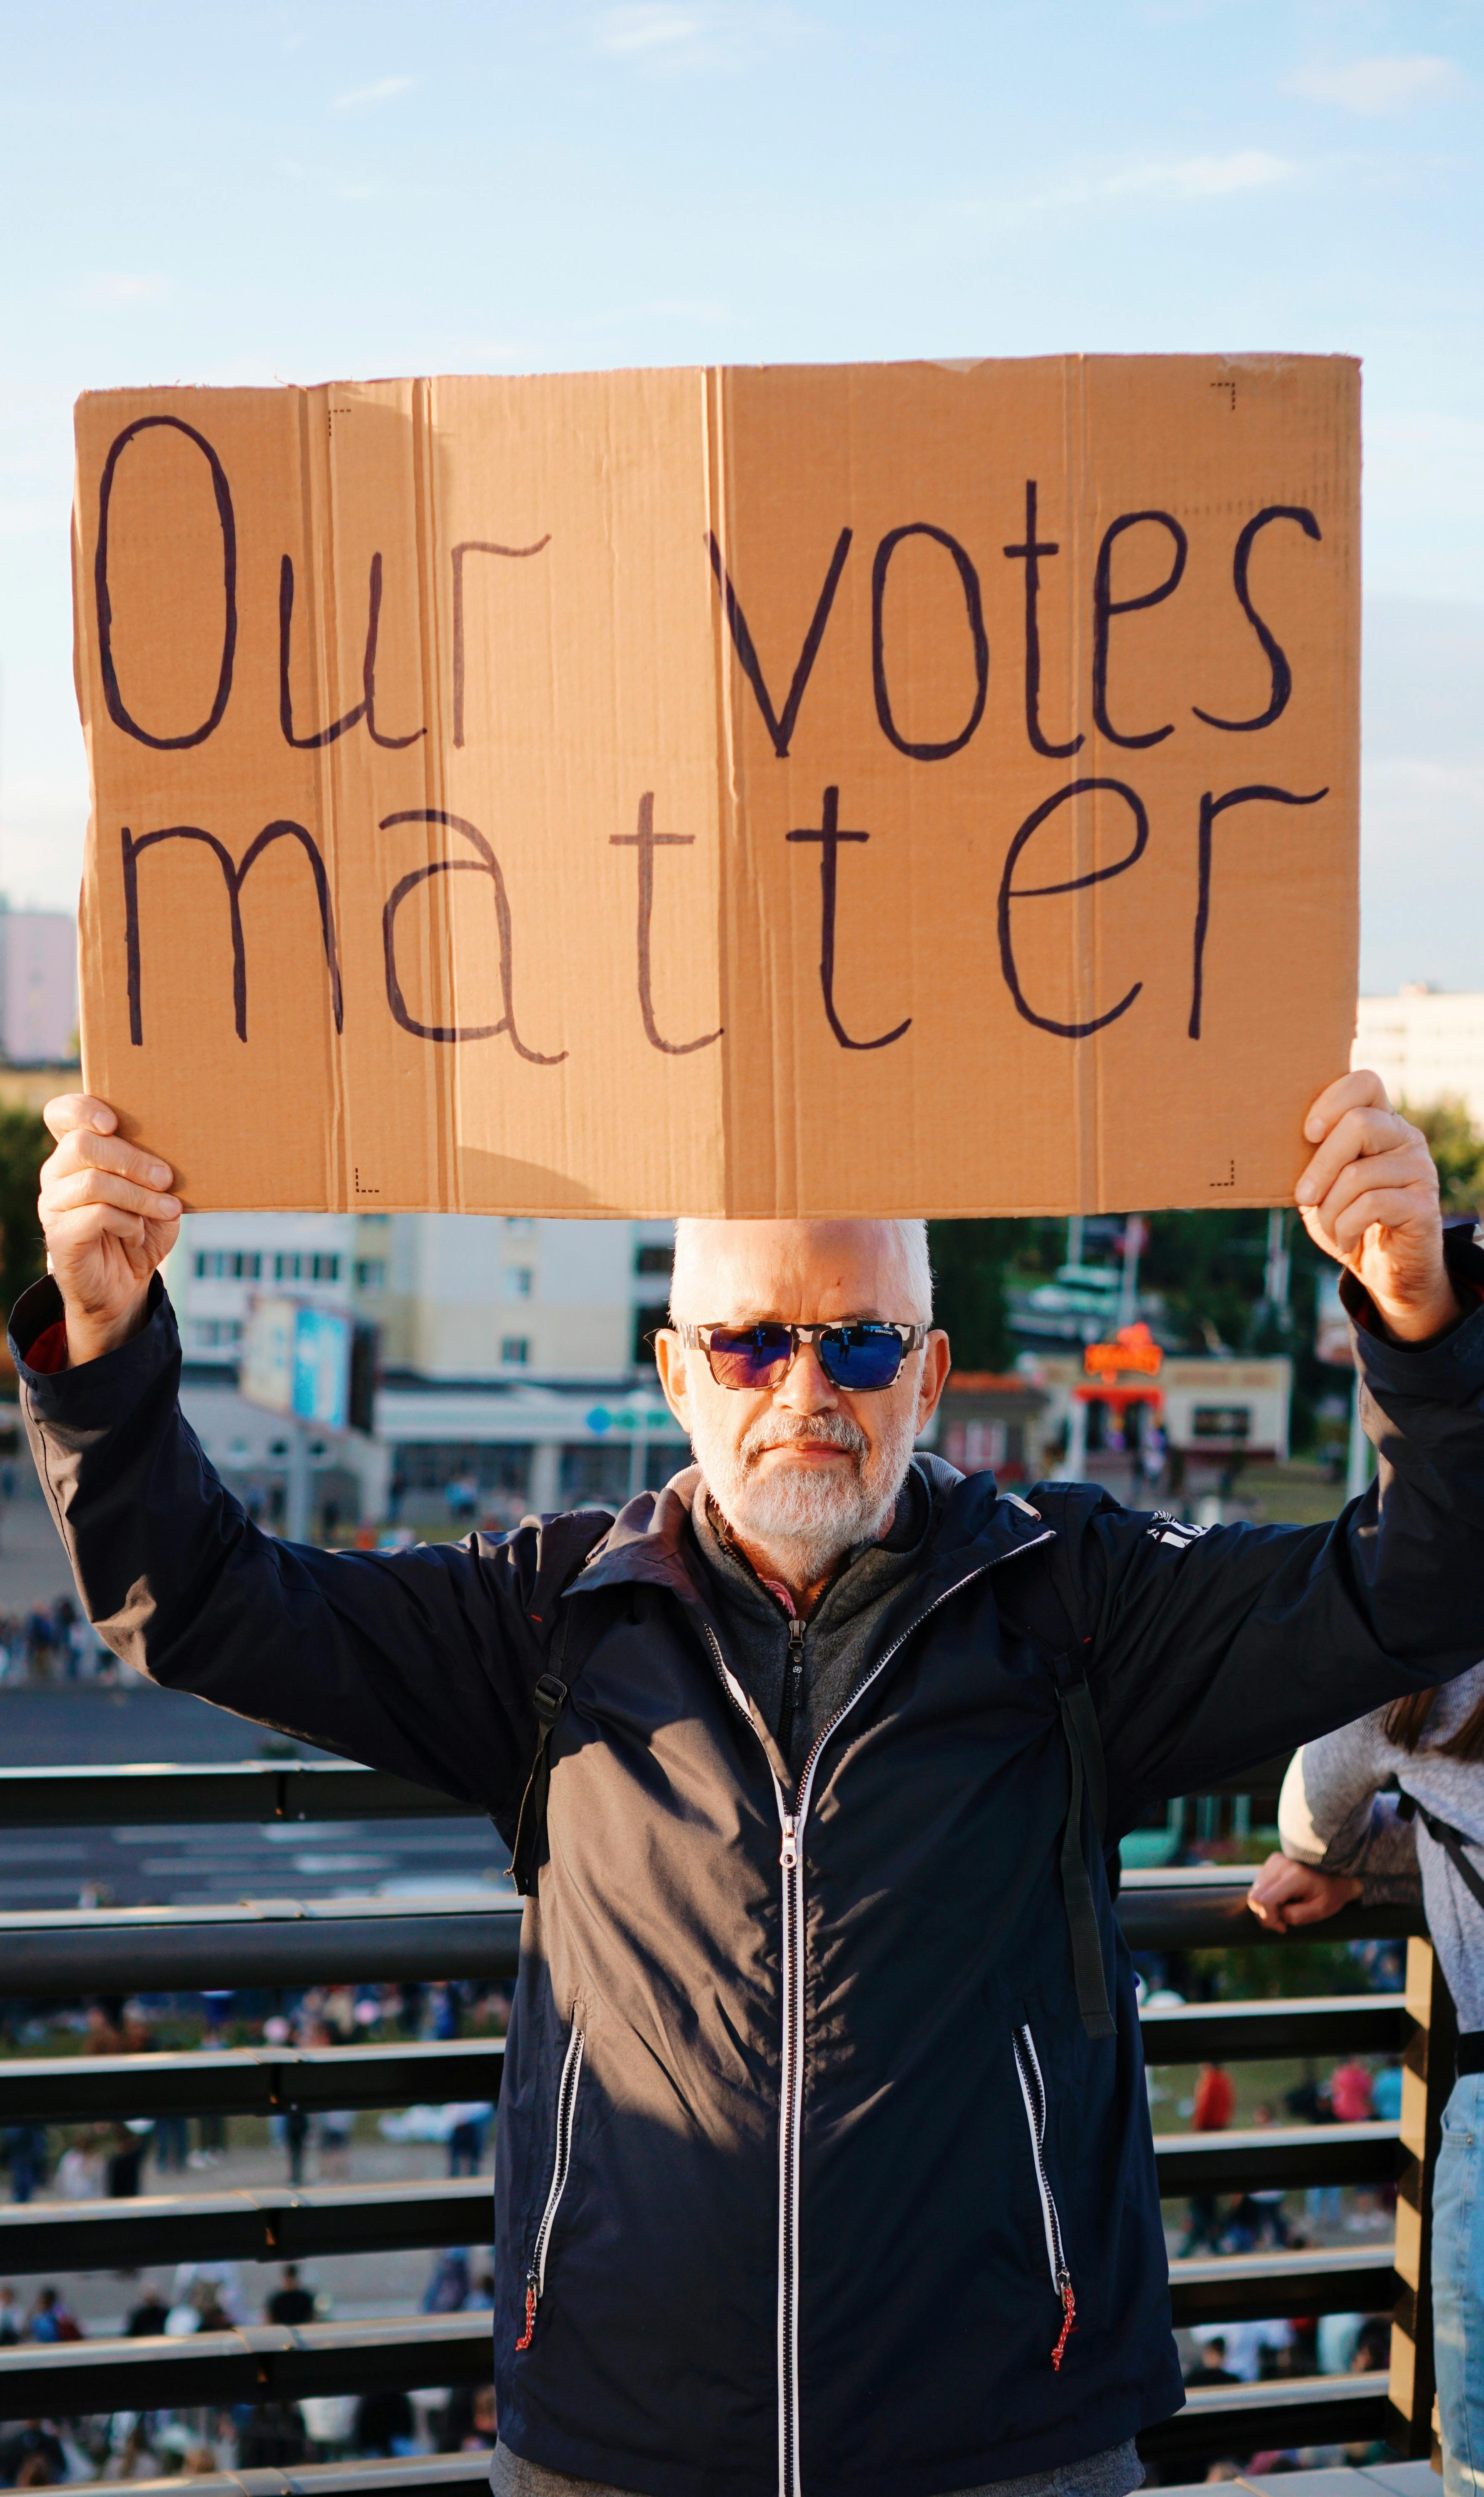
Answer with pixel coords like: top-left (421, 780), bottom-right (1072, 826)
top-left (36, 1094), bottom-right (181, 1366)
top-left (1246, 1851), bottom-right (1362, 1931)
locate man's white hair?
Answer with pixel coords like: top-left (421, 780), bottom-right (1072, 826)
top-left (669, 1218), bottom-right (933, 1323)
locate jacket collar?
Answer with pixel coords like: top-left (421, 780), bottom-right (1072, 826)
top-left (566, 1454), bottom-right (1054, 1606)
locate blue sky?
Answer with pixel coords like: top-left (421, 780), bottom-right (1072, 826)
top-left (1, 0), bottom-right (1479, 989)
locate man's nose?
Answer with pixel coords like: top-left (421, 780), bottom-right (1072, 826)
top-left (774, 1340), bottom-right (838, 1412)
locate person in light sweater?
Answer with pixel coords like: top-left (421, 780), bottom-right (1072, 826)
top-left (1248, 1661), bottom-right (1484, 2497)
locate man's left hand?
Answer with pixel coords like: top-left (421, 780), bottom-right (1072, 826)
top-left (1297, 1070), bottom-right (1458, 1343)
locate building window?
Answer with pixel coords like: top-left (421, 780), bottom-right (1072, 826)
top-left (635, 1244), bottom-right (672, 1276)
top-left (274, 1251), bottom-right (341, 1284)
top-left (505, 1266), bottom-right (534, 1300)
top-left (354, 1259), bottom-right (387, 1292)
top-left (194, 1250), bottom-right (261, 1281)
top-left (192, 1318), bottom-right (243, 1350)
top-left (501, 1337), bottom-right (530, 1366)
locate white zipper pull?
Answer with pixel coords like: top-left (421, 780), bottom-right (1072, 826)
top-left (780, 1815), bottom-right (798, 1871)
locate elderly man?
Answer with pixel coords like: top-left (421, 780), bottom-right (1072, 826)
top-left (19, 1075), bottom-right (1484, 2497)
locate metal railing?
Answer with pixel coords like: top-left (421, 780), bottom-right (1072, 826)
top-left (0, 1764), bottom-right (1451, 2480)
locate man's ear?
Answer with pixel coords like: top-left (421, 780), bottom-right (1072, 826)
top-left (916, 1330), bottom-right (951, 1431)
top-left (653, 1329), bottom-right (690, 1431)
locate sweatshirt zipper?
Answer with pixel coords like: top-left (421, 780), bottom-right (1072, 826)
top-left (1012, 2023), bottom-right (1076, 2371)
top-left (515, 2019), bottom-right (585, 2352)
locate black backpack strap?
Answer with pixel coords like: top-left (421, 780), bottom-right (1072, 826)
top-left (1399, 1792), bottom-right (1484, 1920)
top-left (508, 1510), bottom-right (613, 1898)
top-left (997, 1486), bottom-right (1115, 2042)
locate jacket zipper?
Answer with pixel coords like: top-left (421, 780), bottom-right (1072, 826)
top-left (702, 1534), bottom-right (1053, 2497)
top-left (515, 2018), bottom-right (585, 2352)
top-left (1011, 2023), bottom-right (1076, 2370)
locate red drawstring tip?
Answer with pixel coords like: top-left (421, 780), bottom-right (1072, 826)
top-left (1051, 2282), bottom-right (1076, 2372)
top-left (515, 2283), bottom-right (537, 2352)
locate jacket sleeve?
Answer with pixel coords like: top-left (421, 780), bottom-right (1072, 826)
top-left (1072, 1225), bottom-right (1484, 1828)
top-left (10, 1275), bottom-right (603, 1834)
top-left (1275, 1739), bottom-right (1422, 1900)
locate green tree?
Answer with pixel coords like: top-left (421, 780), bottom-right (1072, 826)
top-left (0, 1106), bottom-right (52, 1329)
top-left (1404, 1097), bottom-right (1484, 1215)
top-left (926, 1219), bottom-right (1028, 1371)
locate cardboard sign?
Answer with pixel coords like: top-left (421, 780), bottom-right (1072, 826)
top-left (73, 355), bottom-right (1358, 1215)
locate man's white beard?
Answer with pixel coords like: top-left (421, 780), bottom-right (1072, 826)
top-left (691, 1399), bottom-right (921, 1582)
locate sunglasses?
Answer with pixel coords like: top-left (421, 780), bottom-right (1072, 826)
top-left (675, 1320), bottom-right (928, 1393)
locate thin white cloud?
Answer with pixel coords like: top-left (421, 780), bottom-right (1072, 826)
top-left (595, 4), bottom-right (710, 51)
top-left (331, 73), bottom-right (418, 110)
top-left (1283, 55), bottom-right (1462, 116)
top-left (69, 271), bottom-right (170, 308)
top-left (1100, 149), bottom-right (1292, 199)
top-left (589, 4), bottom-right (803, 70)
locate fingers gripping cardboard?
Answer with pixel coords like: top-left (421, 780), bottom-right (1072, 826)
top-left (72, 356), bottom-right (1358, 1215)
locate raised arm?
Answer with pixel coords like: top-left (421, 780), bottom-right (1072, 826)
top-left (1078, 1075), bottom-right (1484, 1820)
top-left (18, 1096), bottom-right (592, 1832)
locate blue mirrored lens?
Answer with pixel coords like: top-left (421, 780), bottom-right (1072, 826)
top-left (707, 1324), bottom-right (794, 1386)
top-left (819, 1327), bottom-right (903, 1389)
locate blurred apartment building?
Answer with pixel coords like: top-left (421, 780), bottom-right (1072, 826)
top-left (1354, 985), bottom-right (1484, 1126)
top-left (165, 1210), bottom-right (685, 1536)
top-left (0, 906), bottom-right (77, 1064)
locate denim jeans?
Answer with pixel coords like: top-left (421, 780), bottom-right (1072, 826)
top-left (1432, 2070), bottom-right (1484, 2497)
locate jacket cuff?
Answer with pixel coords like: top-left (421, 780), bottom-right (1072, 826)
top-left (1342, 1220), bottom-right (1484, 1398)
top-left (9, 1273), bottom-right (180, 1421)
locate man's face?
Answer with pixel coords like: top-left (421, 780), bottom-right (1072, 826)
top-left (655, 1220), bottom-right (950, 1578)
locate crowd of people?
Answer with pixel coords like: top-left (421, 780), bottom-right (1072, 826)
top-left (0, 1596), bottom-right (110, 1686)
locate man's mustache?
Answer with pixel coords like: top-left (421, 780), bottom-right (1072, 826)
top-left (739, 1412), bottom-right (869, 1469)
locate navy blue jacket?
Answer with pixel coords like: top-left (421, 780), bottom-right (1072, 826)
top-left (13, 1235), bottom-right (1484, 2497)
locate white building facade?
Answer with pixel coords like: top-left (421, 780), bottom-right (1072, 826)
top-left (1354, 988), bottom-right (1484, 1128)
top-left (164, 1209), bottom-right (685, 1535)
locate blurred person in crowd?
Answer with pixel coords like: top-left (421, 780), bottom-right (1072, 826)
top-left (0, 2285), bottom-right (18, 2344)
top-left (1249, 1660), bottom-right (1484, 2497)
top-left (1328, 2057), bottom-right (1375, 2123)
top-left (99, 2415), bottom-right (161, 2482)
top-left (422, 2248), bottom-right (471, 2314)
top-left (2, 2128), bottom-right (46, 2205)
top-left (151, 2112), bottom-right (187, 2173)
top-left (0, 2426), bottom-right (67, 2487)
top-left (356, 2390), bottom-right (416, 2457)
top-left (1183, 2335), bottom-right (1240, 2388)
top-left (234, 2403), bottom-right (306, 2470)
top-left (1179, 2063), bottom-right (1236, 2257)
top-left (463, 2388), bottom-right (499, 2451)
top-left (125, 2283), bottom-right (169, 2337)
top-left (446, 2102), bottom-right (491, 2178)
top-left (266, 2264), bottom-right (315, 2327)
top-left (317, 2109), bottom-right (352, 2180)
top-left (27, 2288), bottom-right (80, 2344)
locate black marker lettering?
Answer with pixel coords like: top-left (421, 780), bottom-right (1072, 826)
top-left (872, 524), bottom-right (988, 761)
top-left (706, 527), bottom-right (852, 758)
top-left (1188, 783), bottom-right (1328, 1039)
top-left (998, 778), bottom-right (1149, 1038)
top-left (452, 535), bottom-right (552, 749)
top-left (96, 417), bottom-right (237, 751)
top-left (1193, 506), bottom-right (1322, 733)
top-left (279, 555), bottom-right (364, 749)
top-left (122, 820), bottom-right (341, 1047)
top-left (381, 808), bottom-right (564, 1060)
top-left (363, 554), bottom-right (423, 749)
top-left (1003, 482), bottom-right (1082, 760)
top-left (786, 786), bottom-right (911, 1051)
top-left (609, 793), bottom-right (722, 1055)
top-left (1092, 511), bottom-right (1188, 748)
top-left (279, 551), bottom-right (426, 749)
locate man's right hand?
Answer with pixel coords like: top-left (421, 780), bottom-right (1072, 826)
top-left (37, 1096), bottom-right (182, 1366)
